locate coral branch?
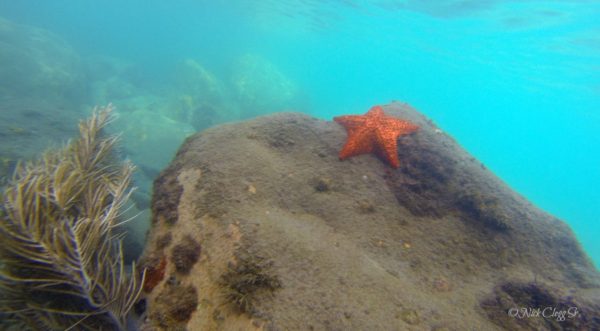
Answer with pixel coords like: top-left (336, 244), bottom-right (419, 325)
top-left (0, 105), bottom-right (144, 330)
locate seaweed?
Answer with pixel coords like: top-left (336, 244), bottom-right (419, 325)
top-left (0, 105), bottom-right (144, 331)
top-left (220, 254), bottom-right (281, 315)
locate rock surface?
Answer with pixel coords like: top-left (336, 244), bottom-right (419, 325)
top-left (139, 102), bottom-right (600, 330)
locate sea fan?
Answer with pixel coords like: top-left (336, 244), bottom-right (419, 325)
top-left (0, 105), bottom-right (144, 330)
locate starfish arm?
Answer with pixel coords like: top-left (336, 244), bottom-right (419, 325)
top-left (376, 128), bottom-right (401, 168)
top-left (338, 129), bottom-right (374, 159)
top-left (400, 124), bottom-right (420, 134)
top-left (334, 114), bottom-right (366, 124)
top-left (384, 117), bottom-right (420, 134)
top-left (334, 115), bottom-right (366, 132)
top-left (367, 105), bottom-right (385, 116)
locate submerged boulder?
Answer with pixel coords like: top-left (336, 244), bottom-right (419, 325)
top-left (110, 99), bottom-right (195, 193)
top-left (171, 58), bottom-right (238, 131)
top-left (139, 102), bottom-right (599, 330)
top-left (0, 17), bottom-right (86, 104)
top-left (0, 17), bottom-right (87, 182)
top-left (86, 55), bottom-right (148, 105)
top-left (231, 54), bottom-right (299, 117)
top-left (175, 58), bottom-right (225, 105)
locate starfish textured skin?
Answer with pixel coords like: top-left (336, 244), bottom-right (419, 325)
top-left (334, 105), bottom-right (419, 168)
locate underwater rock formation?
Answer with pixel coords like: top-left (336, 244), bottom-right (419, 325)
top-left (171, 58), bottom-right (236, 132)
top-left (111, 102), bottom-right (195, 179)
top-left (86, 55), bottom-right (147, 104)
top-left (0, 17), bottom-right (88, 182)
top-left (175, 59), bottom-right (225, 106)
top-left (0, 17), bottom-right (86, 104)
top-left (86, 93), bottom-right (192, 214)
top-left (231, 54), bottom-right (299, 117)
top-left (139, 102), bottom-right (599, 330)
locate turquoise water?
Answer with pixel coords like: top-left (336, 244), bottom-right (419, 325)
top-left (1, 0), bottom-right (598, 268)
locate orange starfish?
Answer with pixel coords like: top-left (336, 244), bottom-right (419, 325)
top-left (334, 105), bottom-right (419, 168)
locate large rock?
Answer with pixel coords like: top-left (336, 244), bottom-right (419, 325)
top-left (0, 17), bottom-right (87, 182)
top-left (138, 102), bottom-right (599, 330)
top-left (109, 99), bottom-right (195, 193)
top-left (0, 17), bottom-right (86, 104)
top-left (86, 55), bottom-right (147, 104)
top-left (170, 58), bottom-right (239, 132)
top-left (231, 54), bottom-right (299, 117)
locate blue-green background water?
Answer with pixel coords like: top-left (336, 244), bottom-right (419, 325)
top-left (1, 0), bottom-right (598, 267)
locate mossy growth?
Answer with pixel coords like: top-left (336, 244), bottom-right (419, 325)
top-left (456, 190), bottom-right (510, 232)
top-left (152, 283), bottom-right (198, 328)
top-left (156, 231), bottom-right (173, 249)
top-left (171, 235), bottom-right (202, 274)
top-left (220, 254), bottom-right (281, 315)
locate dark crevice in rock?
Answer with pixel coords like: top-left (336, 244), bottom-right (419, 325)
top-left (389, 134), bottom-right (510, 233)
top-left (151, 163), bottom-right (183, 225)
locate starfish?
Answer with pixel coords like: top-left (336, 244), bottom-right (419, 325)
top-left (334, 105), bottom-right (419, 168)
